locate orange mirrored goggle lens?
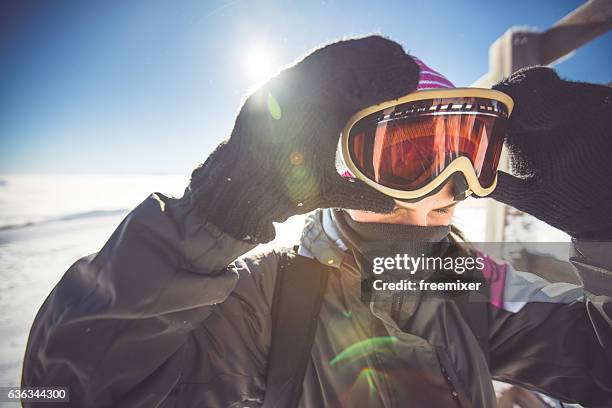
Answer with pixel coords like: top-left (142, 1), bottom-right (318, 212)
top-left (348, 97), bottom-right (509, 191)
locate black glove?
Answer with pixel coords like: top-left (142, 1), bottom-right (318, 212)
top-left (491, 67), bottom-right (612, 240)
top-left (183, 36), bottom-right (420, 244)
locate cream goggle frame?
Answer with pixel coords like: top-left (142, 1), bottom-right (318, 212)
top-left (339, 88), bottom-right (514, 201)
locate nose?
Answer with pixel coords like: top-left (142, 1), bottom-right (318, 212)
top-left (397, 208), bottom-right (429, 226)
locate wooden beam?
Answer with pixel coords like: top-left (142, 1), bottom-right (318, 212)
top-left (541, 0), bottom-right (612, 65)
top-left (473, 0), bottom-right (612, 243)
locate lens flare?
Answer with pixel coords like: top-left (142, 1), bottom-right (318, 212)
top-left (357, 367), bottom-right (386, 397)
top-left (282, 162), bottom-right (317, 205)
top-left (267, 92), bottom-right (282, 120)
top-left (330, 336), bottom-right (398, 366)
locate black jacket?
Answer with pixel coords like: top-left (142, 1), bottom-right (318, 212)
top-left (21, 197), bottom-right (612, 407)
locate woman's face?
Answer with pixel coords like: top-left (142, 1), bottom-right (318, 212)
top-left (345, 181), bottom-right (457, 226)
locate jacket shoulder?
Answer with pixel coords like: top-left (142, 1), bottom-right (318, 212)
top-left (229, 245), bottom-right (298, 309)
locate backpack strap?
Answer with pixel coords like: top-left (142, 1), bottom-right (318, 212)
top-left (263, 245), bottom-right (331, 408)
top-left (450, 268), bottom-right (491, 360)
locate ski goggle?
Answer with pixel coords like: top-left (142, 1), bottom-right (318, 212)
top-left (339, 88), bottom-right (514, 201)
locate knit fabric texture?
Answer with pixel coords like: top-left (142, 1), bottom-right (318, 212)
top-left (185, 36), bottom-right (421, 244)
top-left (339, 208), bottom-right (450, 243)
top-left (335, 54), bottom-right (455, 179)
top-left (491, 66), bottom-right (612, 240)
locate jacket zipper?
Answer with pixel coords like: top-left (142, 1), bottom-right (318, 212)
top-left (390, 291), bottom-right (404, 325)
top-left (440, 365), bottom-right (463, 407)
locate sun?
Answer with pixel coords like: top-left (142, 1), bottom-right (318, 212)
top-left (244, 46), bottom-right (275, 84)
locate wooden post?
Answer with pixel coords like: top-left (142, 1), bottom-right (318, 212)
top-left (472, 0), bottom-right (612, 243)
top-left (541, 0), bottom-right (612, 66)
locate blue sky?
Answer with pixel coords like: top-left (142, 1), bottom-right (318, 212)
top-left (1, 0), bottom-right (610, 174)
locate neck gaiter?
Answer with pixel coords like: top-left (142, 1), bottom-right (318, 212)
top-left (330, 208), bottom-right (451, 280)
top-left (331, 208), bottom-right (455, 327)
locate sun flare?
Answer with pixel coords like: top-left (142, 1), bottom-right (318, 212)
top-left (244, 46), bottom-right (275, 84)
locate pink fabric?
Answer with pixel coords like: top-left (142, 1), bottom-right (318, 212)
top-left (411, 55), bottom-right (455, 90)
top-left (478, 251), bottom-right (507, 309)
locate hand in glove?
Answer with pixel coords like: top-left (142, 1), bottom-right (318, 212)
top-left (491, 67), bottom-right (612, 240)
top-left (184, 36), bottom-right (420, 243)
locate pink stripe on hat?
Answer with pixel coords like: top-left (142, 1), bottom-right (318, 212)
top-left (411, 55), bottom-right (455, 90)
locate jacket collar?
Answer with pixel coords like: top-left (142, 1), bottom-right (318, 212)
top-left (298, 208), bottom-right (348, 268)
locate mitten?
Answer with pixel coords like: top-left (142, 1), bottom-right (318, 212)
top-left (185, 36), bottom-right (421, 243)
top-left (491, 67), bottom-right (612, 239)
